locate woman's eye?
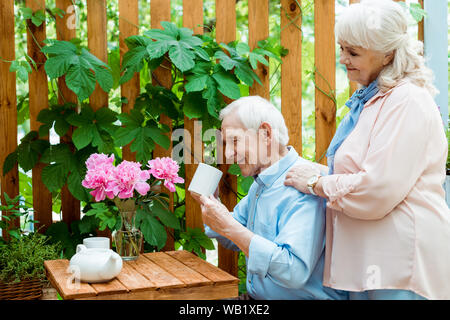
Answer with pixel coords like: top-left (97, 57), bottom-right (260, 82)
top-left (350, 52), bottom-right (357, 56)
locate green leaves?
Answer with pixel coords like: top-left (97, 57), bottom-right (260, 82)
top-left (40, 143), bottom-right (91, 202)
top-left (179, 227), bottom-right (215, 260)
top-left (398, 2), bottom-right (427, 23)
top-left (37, 103), bottom-right (76, 138)
top-left (84, 203), bottom-right (120, 231)
top-left (115, 105), bottom-right (171, 163)
top-left (145, 21), bottom-right (204, 72)
top-left (66, 105), bottom-right (118, 154)
top-left (20, 7), bottom-right (46, 27)
top-left (119, 23), bottom-right (286, 122)
top-left (133, 198), bottom-right (181, 250)
top-left (120, 21), bottom-right (206, 84)
top-left (9, 59), bottom-right (33, 82)
top-left (42, 40), bottom-right (113, 101)
top-left (2, 131), bottom-right (50, 174)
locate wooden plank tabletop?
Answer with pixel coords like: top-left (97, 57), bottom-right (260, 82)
top-left (44, 250), bottom-right (239, 300)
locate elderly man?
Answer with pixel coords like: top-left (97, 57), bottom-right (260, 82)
top-left (192, 96), bottom-right (348, 300)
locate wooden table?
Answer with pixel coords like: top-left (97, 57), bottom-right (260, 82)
top-left (44, 250), bottom-right (239, 300)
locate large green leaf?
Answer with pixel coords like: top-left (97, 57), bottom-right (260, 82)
top-left (43, 40), bottom-right (113, 101)
top-left (136, 208), bottom-right (167, 250)
top-left (146, 40), bottom-right (170, 60)
top-left (168, 43), bottom-right (196, 72)
top-left (67, 168), bottom-right (90, 203)
top-left (3, 151), bottom-right (17, 175)
top-left (130, 128), bottom-right (156, 163)
top-left (214, 50), bottom-right (237, 71)
top-left (38, 104), bottom-right (77, 138)
top-left (72, 124), bottom-right (96, 150)
top-left (68, 105), bottom-right (117, 152)
top-left (41, 163), bottom-right (67, 192)
top-left (14, 131), bottom-right (50, 172)
top-left (183, 92), bottom-right (206, 119)
top-left (202, 77), bottom-right (222, 119)
top-left (212, 70), bottom-right (241, 100)
top-left (115, 127), bottom-right (140, 147)
top-left (65, 59), bottom-right (97, 102)
top-left (150, 200), bottom-right (180, 230)
top-left (185, 73), bottom-right (209, 93)
top-left (145, 126), bottom-right (170, 151)
top-left (120, 45), bottom-right (149, 84)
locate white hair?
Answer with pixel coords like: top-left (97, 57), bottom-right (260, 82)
top-left (219, 96), bottom-right (290, 146)
top-left (335, 0), bottom-right (438, 96)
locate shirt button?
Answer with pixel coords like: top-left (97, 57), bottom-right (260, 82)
top-left (248, 278), bottom-right (251, 284)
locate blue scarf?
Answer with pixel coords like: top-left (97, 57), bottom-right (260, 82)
top-left (326, 80), bottom-right (379, 174)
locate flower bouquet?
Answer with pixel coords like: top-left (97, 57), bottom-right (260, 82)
top-left (82, 153), bottom-right (184, 260)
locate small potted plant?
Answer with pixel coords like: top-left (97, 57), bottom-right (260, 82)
top-left (81, 153), bottom-right (184, 260)
top-left (0, 193), bottom-right (60, 300)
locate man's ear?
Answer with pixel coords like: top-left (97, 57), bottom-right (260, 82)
top-left (259, 122), bottom-right (272, 142)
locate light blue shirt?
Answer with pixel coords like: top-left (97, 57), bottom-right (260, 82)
top-left (205, 147), bottom-right (348, 300)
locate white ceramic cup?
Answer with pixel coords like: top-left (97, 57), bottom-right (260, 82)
top-left (83, 237), bottom-right (110, 249)
top-left (188, 163), bottom-right (223, 196)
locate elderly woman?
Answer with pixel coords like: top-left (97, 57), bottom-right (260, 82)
top-left (284, 0), bottom-right (450, 300)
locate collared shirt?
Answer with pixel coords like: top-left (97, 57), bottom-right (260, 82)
top-left (321, 79), bottom-right (450, 299)
top-left (205, 147), bottom-right (348, 300)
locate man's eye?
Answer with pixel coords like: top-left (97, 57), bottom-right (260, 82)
top-left (350, 52), bottom-right (357, 56)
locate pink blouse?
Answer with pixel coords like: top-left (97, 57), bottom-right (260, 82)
top-left (321, 79), bottom-right (450, 299)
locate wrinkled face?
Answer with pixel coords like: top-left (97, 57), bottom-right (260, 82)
top-left (338, 40), bottom-right (391, 87)
top-left (221, 111), bottom-right (266, 177)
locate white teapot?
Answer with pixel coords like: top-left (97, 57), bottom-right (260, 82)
top-left (68, 244), bottom-right (123, 283)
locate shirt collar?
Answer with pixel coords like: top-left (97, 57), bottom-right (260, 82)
top-left (365, 78), bottom-right (409, 106)
top-left (253, 146), bottom-right (299, 188)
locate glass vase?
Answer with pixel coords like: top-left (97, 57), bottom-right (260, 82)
top-left (113, 210), bottom-right (143, 261)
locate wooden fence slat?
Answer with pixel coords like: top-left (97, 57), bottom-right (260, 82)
top-left (0, 0), bottom-right (19, 239)
top-left (119, 0), bottom-right (139, 161)
top-left (56, 0), bottom-right (80, 228)
top-left (87, 0), bottom-right (108, 111)
top-left (26, 0), bottom-right (53, 233)
top-left (418, 0), bottom-right (424, 42)
top-left (87, 0), bottom-right (111, 240)
top-left (348, 0), bottom-right (359, 96)
top-left (216, 0), bottom-right (238, 277)
top-left (248, 0), bottom-right (269, 99)
top-left (183, 0), bottom-right (205, 240)
top-left (281, 0), bottom-right (302, 155)
top-left (314, 0), bottom-right (336, 165)
top-left (150, 0), bottom-right (175, 251)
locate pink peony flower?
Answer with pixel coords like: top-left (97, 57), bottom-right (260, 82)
top-left (82, 154), bottom-right (116, 202)
top-left (147, 157), bottom-right (184, 193)
top-left (85, 153), bottom-right (115, 171)
top-left (106, 160), bottom-right (151, 199)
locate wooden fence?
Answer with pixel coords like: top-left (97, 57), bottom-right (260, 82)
top-left (0, 0), bottom-right (424, 276)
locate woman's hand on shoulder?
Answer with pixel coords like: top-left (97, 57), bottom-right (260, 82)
top-left (284, 163), bottom-right (321, 194)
